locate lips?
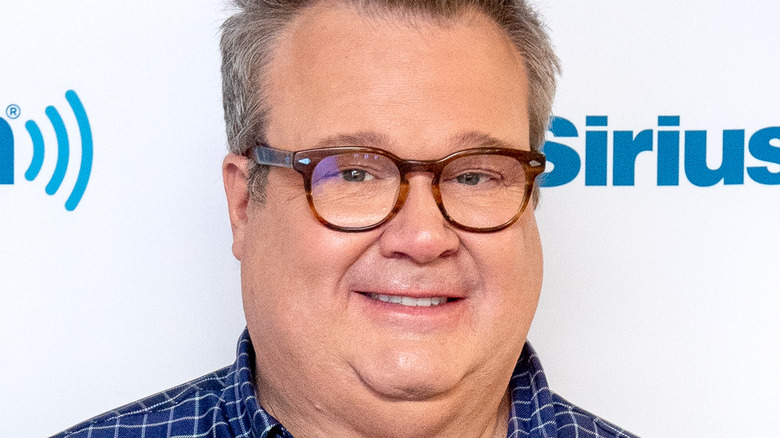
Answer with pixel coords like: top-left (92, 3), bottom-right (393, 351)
top-left (349, 269), bottom-right (472, 313)
top-left (353, 286), bottom-right (468, 331)
top-left (365, 293), bottom-right (450, 307)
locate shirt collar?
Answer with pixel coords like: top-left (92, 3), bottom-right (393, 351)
top-left (507, 342), bottom-right (560, 437)
top-left (229, 330), bottom-right (288, 437)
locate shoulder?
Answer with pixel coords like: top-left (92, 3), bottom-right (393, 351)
top-left (552, 393), bottom-right (639, 438)
top-left (51, 366), bottom-right (236, 438)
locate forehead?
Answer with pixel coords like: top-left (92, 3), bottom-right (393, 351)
top-left (263, 1), bottom-right (530, 156)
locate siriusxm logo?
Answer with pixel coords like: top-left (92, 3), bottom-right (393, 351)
top-left (541, 116), bottom-right (780, 187)
top-left (0, 90), bottom-right (93, 211)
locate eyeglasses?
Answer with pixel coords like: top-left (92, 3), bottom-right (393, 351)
top-left (249, 143), bottom-right (546, 233)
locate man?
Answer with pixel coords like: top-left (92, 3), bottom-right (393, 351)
top-left (54, 0), bottom-right (637, 437)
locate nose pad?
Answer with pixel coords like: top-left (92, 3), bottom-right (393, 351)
top-left (379, 174), bottom-right (459, 262)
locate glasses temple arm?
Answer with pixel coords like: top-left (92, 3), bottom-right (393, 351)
top-left (252, 145), bottom-right (295, 168)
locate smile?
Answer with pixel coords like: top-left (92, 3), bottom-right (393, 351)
top-left (366, 293), bottom-right (450, 307)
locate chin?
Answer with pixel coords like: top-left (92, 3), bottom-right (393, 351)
top-left (352, 347), bottom-right (467, 402)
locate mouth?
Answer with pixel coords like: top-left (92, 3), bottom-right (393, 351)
top-left (361, 292), bottom-right (457, 307)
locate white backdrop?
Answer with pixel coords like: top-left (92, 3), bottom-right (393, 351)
top-left (1, 1), bottom-right (778, 436)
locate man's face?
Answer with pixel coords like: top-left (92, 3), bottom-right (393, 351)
top-left (225, 1), bottom-right (543, 418)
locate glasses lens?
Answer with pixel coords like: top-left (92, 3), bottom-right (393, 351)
top-left (439, 154), bottom-right (528, 229)
top-left (310, 152), bottom-right (400, 228)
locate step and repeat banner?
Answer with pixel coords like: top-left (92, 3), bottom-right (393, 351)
top-left (1, 1), bottom-right (777, 436)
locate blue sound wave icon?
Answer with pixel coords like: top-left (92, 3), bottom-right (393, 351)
top-left (0, 90), bottom-right (93, 211)
top-left (0, 118), bottom-right (12, 185)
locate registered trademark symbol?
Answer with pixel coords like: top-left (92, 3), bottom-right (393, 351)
top-left (5, 104), bottom-right (20, 119)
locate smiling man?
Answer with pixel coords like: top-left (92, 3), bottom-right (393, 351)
top-left (54, 1), bottom-right (636, 437)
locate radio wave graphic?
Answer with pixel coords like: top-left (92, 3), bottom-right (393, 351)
top-left (0, 90), bottom-right (93, 211)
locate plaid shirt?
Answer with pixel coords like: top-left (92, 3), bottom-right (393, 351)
top-left (52, 329), bottom-right (638, 438)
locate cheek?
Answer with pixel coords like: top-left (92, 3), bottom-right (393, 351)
top-left (481, 219), bottom-right (541, 284)
top-left (471, 217), bottom-right (543, 332)
top-left (240, 203), bottom-right (377, 331)
top-left (508, 222), bottom-right (543, 311)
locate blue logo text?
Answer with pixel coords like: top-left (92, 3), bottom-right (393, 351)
top-left (541, 116), bottom-right (780, 187)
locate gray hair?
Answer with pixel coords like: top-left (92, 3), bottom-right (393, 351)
top-left (221, 0), bottom-right (560, 202)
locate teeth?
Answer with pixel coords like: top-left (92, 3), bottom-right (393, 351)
top-left (368, 293), bottom-right (449, 307)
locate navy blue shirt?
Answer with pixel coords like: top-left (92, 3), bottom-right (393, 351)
top-left (52, 330), bottom-right (637, 438)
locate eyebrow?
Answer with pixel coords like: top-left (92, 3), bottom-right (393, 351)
top-left (312, 131), bottom-right (521, 151)
top-left (450, 131), bottom-right (521, 150)
top-left (312, 131), bottom-right (393, 149)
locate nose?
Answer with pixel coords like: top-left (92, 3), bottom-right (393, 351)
top-left (378, 173), bottom-right (460, 263)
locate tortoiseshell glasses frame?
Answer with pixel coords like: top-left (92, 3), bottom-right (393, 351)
top-left (248, 143), bottom-right (546, 233)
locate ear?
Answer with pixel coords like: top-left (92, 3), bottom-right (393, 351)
top-left (223, 154), bottom-right (251, 260)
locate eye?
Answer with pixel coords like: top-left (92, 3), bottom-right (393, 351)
top-left (455, 172), bottom-right (493, 186)
top-left (341, 169), bottom-right (375, 182)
